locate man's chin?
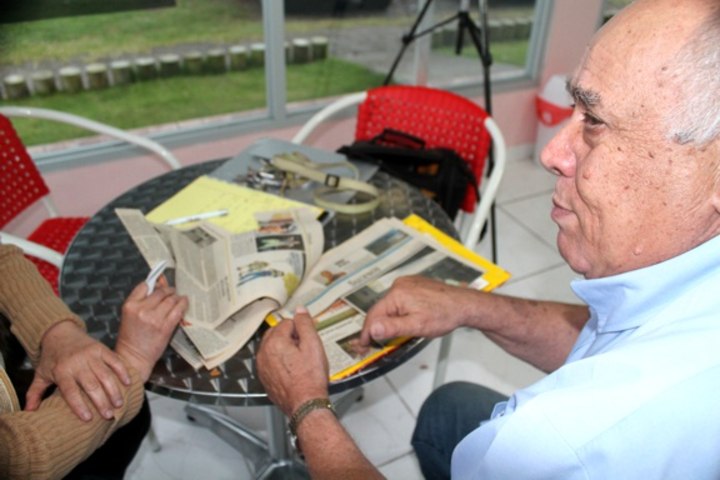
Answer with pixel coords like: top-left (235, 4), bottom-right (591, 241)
top-left (556, 234), bottom-right (590, 277)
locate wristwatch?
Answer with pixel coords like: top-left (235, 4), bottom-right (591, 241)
top-left (288, 397), bottom-right (336, 453)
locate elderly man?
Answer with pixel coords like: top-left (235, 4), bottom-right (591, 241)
top-left (257, 0), bottom-right (720, 478)
top-left (0, 243), bottom-right (188, 479)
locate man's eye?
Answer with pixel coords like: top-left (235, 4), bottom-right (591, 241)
top-left (582, 113), bottom-right (603, 127)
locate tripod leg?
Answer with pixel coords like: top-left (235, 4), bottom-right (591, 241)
top-left (384, 0), bottom-right (436, 85)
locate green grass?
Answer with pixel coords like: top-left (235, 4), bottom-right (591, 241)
top-left (0, 0), bottom-right (416, 65)
top-left (4, 58), bottom-right (386, 146)
top-left (0, 0), bottom-right (263, 64)
top-left (438, 40), bottom-right (529, 67)
top-left (0, 0), bottom-right (531, 145)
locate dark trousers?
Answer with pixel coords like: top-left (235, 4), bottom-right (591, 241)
top-left (411, 382), bottom-right (508, 480)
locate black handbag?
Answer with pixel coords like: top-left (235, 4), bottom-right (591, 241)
top-left (338, 128), bottom-right (479, 219)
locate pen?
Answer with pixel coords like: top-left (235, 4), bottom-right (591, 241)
top-left (165, 209), bottom-right (229, 225)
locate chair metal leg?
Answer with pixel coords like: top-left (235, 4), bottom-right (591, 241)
top-left (433, 333), bottom-right (453, 390)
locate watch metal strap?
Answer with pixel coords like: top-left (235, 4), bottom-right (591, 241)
top-left (288, 397), bottom-right (336, 437)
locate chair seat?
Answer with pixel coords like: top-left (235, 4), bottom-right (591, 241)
top-left (26, 217), bottom-right (89, 294)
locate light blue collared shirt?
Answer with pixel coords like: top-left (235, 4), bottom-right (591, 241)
top-left (452, 235), bottom-right (720, 479)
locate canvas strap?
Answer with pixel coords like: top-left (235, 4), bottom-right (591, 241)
top-left (270, 152), bottom-right (380, 215)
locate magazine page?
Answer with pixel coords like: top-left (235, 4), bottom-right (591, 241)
top-left (279, 218), bottom-right (430, 318)
top-left (269, 214), bottom-right (511, 381)
top-left (178, 297), bottom-right (280, 369)
top-left (116, 206), bottom-right (324, 370)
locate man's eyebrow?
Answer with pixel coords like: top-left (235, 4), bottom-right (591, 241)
top-left (565, 80), bottom-right (602, 109)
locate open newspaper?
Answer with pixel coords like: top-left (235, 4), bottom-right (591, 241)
top-left (268, 214), bottom-right (511, 381)
top-left (116, 207), bottom-right (324, 369)
top-left (117, 204), bottom-right (510, 378)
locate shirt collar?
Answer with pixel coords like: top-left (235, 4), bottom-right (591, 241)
top-left (570, 235), bottom-right (720, 333)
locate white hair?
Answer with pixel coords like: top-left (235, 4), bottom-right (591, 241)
top-left (666, 8), bottom-right (720, 146)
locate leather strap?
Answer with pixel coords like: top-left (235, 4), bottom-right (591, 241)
top-left (270, 152), bottom-right (380, 215)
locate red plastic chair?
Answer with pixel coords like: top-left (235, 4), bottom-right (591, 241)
top-left (293, 85), bottom-right (507, 389)
top-left (355, 85), bottom-right (491, 214)
top-left (0, 114), bottom-right (82, 294)
top-left (0, 108), bottom-right (180, 295)
top-left (293, 85), bottom-right (506, 251)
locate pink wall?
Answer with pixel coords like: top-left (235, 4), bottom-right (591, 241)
top-left (6, 0), bottom-right (606, 237)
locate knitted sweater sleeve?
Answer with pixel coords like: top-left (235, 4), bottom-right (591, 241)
top-left (0, 368), bottom-right (145, 480)
top-left (0, 244), bottom-right (146, 479)
top-left (0, 244), bottom-right (85, 364)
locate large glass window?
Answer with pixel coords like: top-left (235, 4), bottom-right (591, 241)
top-left (0, 0), bottom-right (543, 152)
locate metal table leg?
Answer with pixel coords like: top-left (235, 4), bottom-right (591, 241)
top-left (185, 403), bottom-right (309, 480)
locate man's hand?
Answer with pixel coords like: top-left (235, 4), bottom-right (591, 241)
top-left (27, 320), bottom-right (131, 422)
top-left (360, 276), bottom-right (474, 347)
top-left (114, 279), bottom-right (188, 384)
top-left (257, 307), bottom-right (329, 417)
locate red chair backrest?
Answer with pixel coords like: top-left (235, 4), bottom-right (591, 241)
top-left (355, 85), bottom-right (491, 212)
top-left (0, 114), bottom-right (50, 229)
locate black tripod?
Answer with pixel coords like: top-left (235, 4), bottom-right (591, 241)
top-left (384, 0), bottom-right (498, 262)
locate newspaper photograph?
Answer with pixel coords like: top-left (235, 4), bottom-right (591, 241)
top-left (116, 207), bottom-right (323, 369)
top-left (271, 216), bottom-right (508, 380)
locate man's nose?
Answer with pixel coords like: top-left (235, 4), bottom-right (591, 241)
top-left (540, 120), bottom-right (576, 177)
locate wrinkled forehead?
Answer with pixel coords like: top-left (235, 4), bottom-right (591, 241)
top-left (570, 2), bottom-right (698, 107)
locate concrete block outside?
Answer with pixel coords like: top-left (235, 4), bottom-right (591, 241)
top-left (229, 45), bottom-right (249, 70)
top-left (134, 57), bottom-right (158, 81)
top-left (86, 63), bottom-right (109, 89)
top-left (159, 54), bottom-right (182, 77)
top-left (249, 43), bottom-right (265, 67)
top-left (310, 36), bottom-right (329, 60)
top-left (292, 38), bottom-right (311, 64)
top-left (59, 66), bottom-right (84, 93)
top-left (488, 19), bottom-right (504, 43)
top-left (184, 51), bottom-right (204, 75)
top-left (442, 26), bottom-right (457, 48)
top-left (31, 70), bottom-right (57, 95)
top-left (110, 60), bottom-right (134, 85)
top-left (285, 41), bottom-right (292, 64)
top-left (516, 17), bottom-right (533, 40)
top-left (3, 74), bottom-right (30, 99)
top-left (500, 19), bottom-right (515, 41)
top-left (205, 48), bottom-right (227, 74)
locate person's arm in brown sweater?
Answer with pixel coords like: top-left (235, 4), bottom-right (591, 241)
top-left (0, 244), bottom-right (187, 479)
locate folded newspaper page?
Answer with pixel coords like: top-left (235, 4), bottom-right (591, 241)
top-left (269, 214), bottom-right (511, 381)
top-left (116, 207), bottom-right (323, 369)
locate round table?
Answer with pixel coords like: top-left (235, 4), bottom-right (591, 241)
top-left (59, 157), bottom-right (457, 479)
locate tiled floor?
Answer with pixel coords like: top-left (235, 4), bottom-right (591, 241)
top-left (125, 151), bottom-right (583, 479)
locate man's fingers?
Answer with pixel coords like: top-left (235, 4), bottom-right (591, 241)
top-left (292, 307), bottom-right (315, 333)
top-left (292, 308), bottom-right (329, 359)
